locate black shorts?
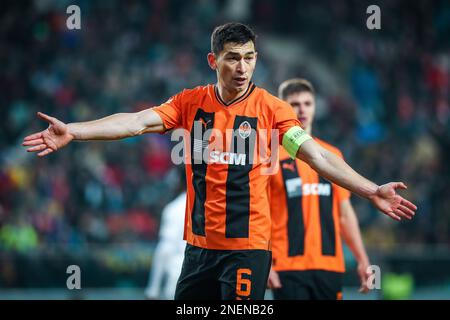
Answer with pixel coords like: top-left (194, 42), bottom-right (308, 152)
top-left (272, 270), bottom-right (343, 300)
top-left (175, 244), bottom-right (271, 300)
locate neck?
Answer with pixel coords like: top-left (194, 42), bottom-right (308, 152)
top-left (216, 82), bottom-right (248, 104)
top-left (306, 126), bottom-right (312, 135)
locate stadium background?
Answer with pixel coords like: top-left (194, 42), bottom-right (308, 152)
top-left (1, 0), bottom-right (449, 299)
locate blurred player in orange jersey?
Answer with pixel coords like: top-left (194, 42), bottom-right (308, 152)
top-left (22, 23), bottom-right (416, 300)
top-left (268, 78), bottom-right (371, 299)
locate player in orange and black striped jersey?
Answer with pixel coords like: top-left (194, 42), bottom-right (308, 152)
top-left (268, 79), bottom-right (371, 300)
top-left (23, 23), bottom-right (417, 300)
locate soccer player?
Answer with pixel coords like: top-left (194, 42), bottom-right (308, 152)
top-left (22, 22), bottom-right (416, 300)
top-left (144, 169), bottom-right (186, 300)
top-left (267, 78), bottom-right (371, 300)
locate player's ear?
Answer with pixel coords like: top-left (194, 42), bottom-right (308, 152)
top-left (207, 53), bottom-right (217, 70)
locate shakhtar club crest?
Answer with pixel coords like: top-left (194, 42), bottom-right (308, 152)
top-left (238, 121), bottom-right (252, 139)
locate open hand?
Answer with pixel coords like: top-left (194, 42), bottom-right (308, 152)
top-left (370, 182), bottom-right (417, 221)
top-left (22, 112), bottom-right (73, 157)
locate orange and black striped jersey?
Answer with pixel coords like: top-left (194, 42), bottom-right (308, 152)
top-left (152, 83), bottom-right (300, 250)
top-left (269, 139), bottom-right (351, 273)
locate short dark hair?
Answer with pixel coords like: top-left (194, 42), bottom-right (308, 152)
top-left (211, 22), bottom-right (257, 55)
top-left (278, 78), bottom-right (315, 100)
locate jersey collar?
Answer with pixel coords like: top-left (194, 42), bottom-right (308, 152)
top-left (214, 82), bottom-right (256, 107)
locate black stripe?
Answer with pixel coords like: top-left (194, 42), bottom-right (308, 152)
top-left (318, 176), bottom-right (335, 256)
top-left (225, 116), bottom-right (257, 238)
top-left (280, 158), bottom-right (304, 256)
top-left (214, 83), bottom-right (255, 106)
top-left (190, 109), bottom-right (215, 236)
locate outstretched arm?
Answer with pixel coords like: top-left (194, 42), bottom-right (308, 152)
top-left (296, 139), bottom-right (417, 221)
top-left (339, 199), bottom-right (371, 293)
top-left (22, 109), bottom-right (165, 157)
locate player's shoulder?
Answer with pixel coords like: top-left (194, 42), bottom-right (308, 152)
top-left (253, 86), bottom-right (291, 109)
top-left (314, 137), bottom-right (343, 156)
top-left (178, 84), bottom-right (212, 98)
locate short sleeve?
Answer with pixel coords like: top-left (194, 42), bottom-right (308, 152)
top-left (274, 100), bottom-right (302, 144)
top-left (152, 90), bottom-right (185, 130)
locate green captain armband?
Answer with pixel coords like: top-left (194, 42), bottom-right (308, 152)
top-left (282, 126), bottom-right (313, 159)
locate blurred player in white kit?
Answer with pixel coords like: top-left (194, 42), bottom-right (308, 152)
top-left (145, 169), bottom-right (186, 300)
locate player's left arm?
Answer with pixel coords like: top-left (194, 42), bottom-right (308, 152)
top-left (267, 267), bottom-right (282, 290)
top-left (339, 199), bottom-right (371, 293)
top-left (282, 127), bottom-right (417, 220)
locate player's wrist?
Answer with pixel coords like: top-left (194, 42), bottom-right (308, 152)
top-left (357, 255), bottom-right (370, 266)
top-left (365, 184), bottom-right (380, 201)
top-left (67, 123), bottom-right (79, 141)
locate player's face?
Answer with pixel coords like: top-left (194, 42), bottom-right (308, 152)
top-left (286, 92), bottom-right (316, 132)
top-left (213, 41), bottom-right (257, 94)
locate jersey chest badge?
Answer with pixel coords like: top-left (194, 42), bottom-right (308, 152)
top-left (238, 121), bottom-right (252, 139)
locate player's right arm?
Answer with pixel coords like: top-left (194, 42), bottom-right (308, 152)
top-left (22, 109), bottom-right (165, 157)
top-left (339, 199), bottom-right (371, 293)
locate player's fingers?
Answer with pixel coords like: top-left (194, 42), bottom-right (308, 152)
top-left (23, 132), bottom-right (43, 141)
top-left (27, 144), bottom-right (47, 152)
top-left (401, 199), bottom-right (417, 211)
top-left (393, 208), bottom-right (410, 220)
top-left (37, 148), bottom-right (53, 157)
top-left (37, 112), bottom-right (55, 124)
top-left (399, 205), bottom-right (415, 218)
top-left (358, 272), bottom-right (369, 293)
top-left (359, 277), bottom-right (369, 293)
top-left (268, 276), bottom-right (282, 289)
top-left (22, 138), bottom-right (44, 146)
top-left (359, 285), bottom-right (369, 294)
top-left (385, 210), bottom-right (401, 221)
top-left (393, 182), bottom-right (407, 190)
